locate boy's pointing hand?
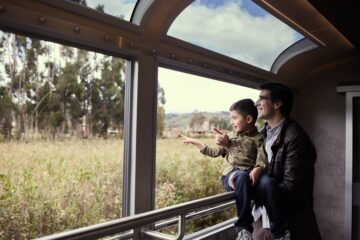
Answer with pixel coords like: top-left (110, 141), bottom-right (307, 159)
top-left (214, 128), bottom-right (229, 149)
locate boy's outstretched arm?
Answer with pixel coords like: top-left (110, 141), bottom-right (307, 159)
top-left (181, 135), bottom-right (205, 150)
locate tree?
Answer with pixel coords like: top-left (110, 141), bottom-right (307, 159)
top-left (209, 115), bottom-right (231, 131)
top-left (90, 56), bottom-right (125, 138)
top-left (95, 4), bottom-right (104, 12)
top-left (189, 112), bottom-right (206, 131)
top-left (0, 34), bottom-right (13, 140)
top-left (0, 31), bottom-right (128, 140)
top-left (0, 86), bottom-right (13, 140)
top-left (157, 85), bottom-right (166, 137)
top-left (68, 0), bottom-right (87, 6)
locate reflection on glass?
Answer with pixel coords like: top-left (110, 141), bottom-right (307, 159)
top-left (155, 67), bottom-right (260, 232)
top-left (167, 0), bottom-right (304, 71)
top-left (0, 31), bottom-right (125, 239)
top-left (70, 0), bottom-right (138, 21)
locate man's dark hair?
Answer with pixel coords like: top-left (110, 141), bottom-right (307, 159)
top-left (229, 99), bottom-right (258, 123)
top-left (259, 82), bottom-right (294, 117)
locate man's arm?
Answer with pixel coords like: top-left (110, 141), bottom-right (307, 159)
top-left (279, 130), bottom-right (307, 193)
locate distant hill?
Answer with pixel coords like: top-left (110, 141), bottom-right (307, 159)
top-left (164, 111), bottom-right (229, 130)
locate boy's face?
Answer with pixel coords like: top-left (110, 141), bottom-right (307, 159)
top-left (229, 110), bottom-right (253, 133)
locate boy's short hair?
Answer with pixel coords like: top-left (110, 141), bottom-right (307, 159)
top-left (259, 82), bottom-right (294, 117)
top-left (229, 99), bottom-right (258, 123)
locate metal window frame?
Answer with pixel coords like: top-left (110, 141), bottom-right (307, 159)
top-left (337, 86), bottom-right (360, 240)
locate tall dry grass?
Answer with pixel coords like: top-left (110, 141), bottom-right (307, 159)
top-left (0, 138), bottom-right (234, 239)
top-left (0, 139), bottom-right (123, 239)
top-left (156, 138), bottom-right (224, 207)
top-left (156, 138), bottom-right (235, 233)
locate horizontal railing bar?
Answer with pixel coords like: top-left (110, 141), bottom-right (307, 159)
top-left (109, 217), bottom-right (237, 240)
top-left (35, 192), bottom-right (234, 240)
top-left (105, 201), bottom-right (236, 240)
top-left (184, 218), bottom-right (237, 240)
top-left (154, 201), bottom-right (235, 230)
top-left (143, 230), bottom-right (176, 240)
top-left (144, 215), bottom-right (185, 240)
top-left (104, 231), bottom-right (133, 240)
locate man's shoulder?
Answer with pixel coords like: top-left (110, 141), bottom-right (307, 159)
top-left (283, 119), bottom-right (310, 142)
top-left (284, 119), bottom-right (304, 133)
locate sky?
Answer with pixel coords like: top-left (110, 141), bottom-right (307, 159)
top-left (158, 68), bottom-right (259, 113)
top-left (168, 0), bottom-right (303, 71)
top-left (82, 0), bottom-right (303, 71)
top-left (1, 0), bottom-right (303, 113)
top-left (159, 0), bottom-right (302, 113)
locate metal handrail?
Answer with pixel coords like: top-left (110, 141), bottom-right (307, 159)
top-left (154, 201), bottom-right (235, 230)
top-left (111, 201), bottom-right (236, 240)
top-left (35, 192), bottom-right (235, 240)
top-left (144, 215), bottom-right (185, 240)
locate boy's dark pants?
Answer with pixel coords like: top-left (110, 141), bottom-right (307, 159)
top-left (222, 170), bottom-right (289, 238)
top-left (222, 169), bottom-right (254, 233)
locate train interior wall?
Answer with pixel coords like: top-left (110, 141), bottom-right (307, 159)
top-left (291, 57), bottom-right (360, 239)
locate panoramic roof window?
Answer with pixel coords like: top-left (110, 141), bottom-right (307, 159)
top-left (167, 0), bottom-right (304, 71)
top-left (71, 0), bottom-right (138, 21)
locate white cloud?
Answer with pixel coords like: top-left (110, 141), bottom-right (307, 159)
top-left (168, 0), bottom-right (300, 70)
top-left (158, 68), bottom-right (259, 113)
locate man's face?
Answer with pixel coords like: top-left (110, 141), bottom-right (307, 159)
top-left (255, 89), bottom-right (277, 120)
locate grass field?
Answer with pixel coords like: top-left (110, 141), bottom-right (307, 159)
top-left (0, 138), bottom-right (233, 239)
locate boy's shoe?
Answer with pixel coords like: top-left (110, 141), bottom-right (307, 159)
top-left (236, 229), bottom-right (252, 240)
top-left (274, 230), bottom-right (291, 240)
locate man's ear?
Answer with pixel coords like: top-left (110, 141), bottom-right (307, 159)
top-left (274, 100), bottom-right (282, 110)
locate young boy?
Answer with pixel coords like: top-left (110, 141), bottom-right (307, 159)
top-left (181, 98), bottom-right (266, 240)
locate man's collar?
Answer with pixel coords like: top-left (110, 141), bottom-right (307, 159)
top-left (266, 118), bottom-right (286, 133)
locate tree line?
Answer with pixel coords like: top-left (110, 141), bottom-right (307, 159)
top-left (0, 0), bottom-right (124, 141)
top-left (0, 32), bottom-right (166, 141)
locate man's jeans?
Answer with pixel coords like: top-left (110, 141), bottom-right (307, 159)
top-left (222, 170), bottom-right (289, 238)
top-left (256, 173), bottom-right (289, 238)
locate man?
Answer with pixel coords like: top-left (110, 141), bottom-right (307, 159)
top-left (254, 82), bottom-right (321, 240)
top-left (217, 82), bottom-right (321, 240)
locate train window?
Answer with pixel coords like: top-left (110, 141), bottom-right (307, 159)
top-left (155, 67), bottom-right (260, 232)
top-left (69, 0), bottom-right (138, 21)
top-left (0, 31), bottom-right (126, 239)
top-left (155, 67), bottom-right (259, 208)
top-left (167, 0), bottom-right (304, 71)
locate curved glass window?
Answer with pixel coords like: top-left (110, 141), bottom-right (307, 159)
top-left (70, 0), bottom-right (138, 21)
top-left (167, 0), bottom-right (304, 71)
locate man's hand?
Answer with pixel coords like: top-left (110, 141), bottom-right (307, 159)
top-left (249, 167), bottom-right (263, 186)
top-left (214, 128), bottom-right (229, 149)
